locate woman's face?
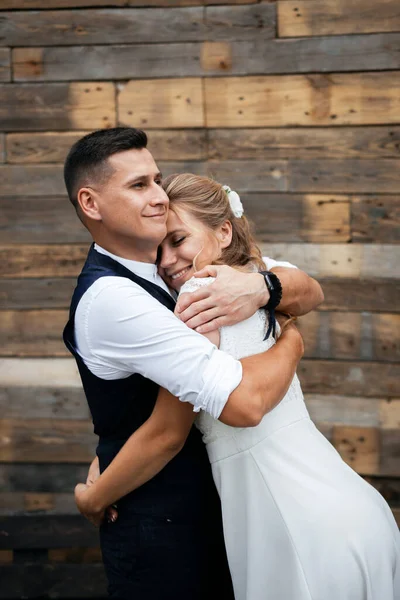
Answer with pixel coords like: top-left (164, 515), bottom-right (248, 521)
top-left (158, 208), bottom-right (221, 291)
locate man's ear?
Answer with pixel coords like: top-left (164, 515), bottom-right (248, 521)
top-left (77, 187), bottom-right (102, 221)
top-left (218, 220), bottom-right (233, 249)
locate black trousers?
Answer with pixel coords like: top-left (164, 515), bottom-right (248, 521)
top-left (100, 508), bottom-right (234, 600)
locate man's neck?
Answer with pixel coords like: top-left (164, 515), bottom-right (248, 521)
top-left (93, 238), bottom-right (157, 264)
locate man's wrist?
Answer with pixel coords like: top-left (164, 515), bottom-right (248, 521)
top-left (256, 273), bottom-right (270, 308)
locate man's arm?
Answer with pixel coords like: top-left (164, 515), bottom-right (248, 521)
top-left (175, 264), bottom-right (324, 334)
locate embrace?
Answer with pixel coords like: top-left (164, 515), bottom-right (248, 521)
top-left (63, 128), bottom-right (400, 600)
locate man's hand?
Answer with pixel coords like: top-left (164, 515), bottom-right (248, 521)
top-left (175, 265), bottom-right (269, 334)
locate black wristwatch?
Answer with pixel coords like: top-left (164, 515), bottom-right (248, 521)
top-left (260, 271), bottom-right (283, 339)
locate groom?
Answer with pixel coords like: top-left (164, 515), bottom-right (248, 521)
top-left (63, 127), bottom-right (323, 599)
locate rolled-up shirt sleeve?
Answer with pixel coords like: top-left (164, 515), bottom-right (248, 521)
top-left (74, 277), bottom-right (242, 419)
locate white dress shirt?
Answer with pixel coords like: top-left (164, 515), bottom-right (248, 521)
top-left (74, 244), bottom-right (296, 419)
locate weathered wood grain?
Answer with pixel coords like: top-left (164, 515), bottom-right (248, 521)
top-left (0, 563), bottom-right (107, 599)
top-left (206, 159), bottom-right (400, 194)
top-left (205, 73), bottom-right (400, 127)
top-left (298, 312), bottom-right (400, 362)
top-left (0, 166), bottom-right (64, 196)
top-left (13, 33), bottom-right (400, 81)
top-left (0, 386), bottom-right (88, 419)
top-left (0, 83), bottom-right (115, 131)
top-left (6, 130), bottom-right (207, 163)
top-left (244, 193), bottom-right (350, 242)
top-left (1, 4), bottom-right (274, 47)
top-left (1, 0), bottom-right (217, 7)
top-left (0, 310), bottom-right (69, 357)
top-left (0, 358), bottom-right (80, 387)
top-left (0, 196), bottom-right (90, 243)
top-left (0, 279), bottom-right (77, 309)
top-left (0, 515), bottom-right (99, 549)
top-left (289, 160), bottom-right (400, 194)
top-left (2, 277), bottom-right (399, 312)
top-left (318, 278), bottom-right (400, 313)
top-left (208, 127), bottom-right (400, 160)
top-left (278, 0), bottom-right (400, 38)
top-left (0, 49), bottom-right (10, 82)
top-left (305, 395), bottom-right (400, 430)
top-left (0, 245), bottom-right (89, 278)
top-left (2, 243), bottom-right (399, 279)
top-left (331, 425), bottom-right (380, 475)
top-left (0, 492), bottom-right (78, 516)
top-left (365, 476), bottom-right (400, 504)
top-left (0, 134), bottom-right (4, 163)
top-left (351, 196), bottom-right (400, 242)
top-left (118, 78), bottom-right (204, 128)
top-left (0, 463), bottom-right (90, 493)
top-left (2, 0), bottom-right (214, 6)
top-left (0, 419), bottom-right (96, 462)
top-left (298, 360), bottom-right (399, 398)
top-left (2, 308), bottom-right (397, 360)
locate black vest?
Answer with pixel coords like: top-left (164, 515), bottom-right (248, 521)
top-left (63, 244), bottom-right (219, 520)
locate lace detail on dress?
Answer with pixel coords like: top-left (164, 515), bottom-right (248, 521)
top-left (178, 276), bottom-right (305, 445)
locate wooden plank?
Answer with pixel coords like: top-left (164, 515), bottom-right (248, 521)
top-left (298, 312), bottom-right (400, 362)
top-left (0, 166), bottom-right (64, 196)
top-left (0, 463), bottom-right (90, 493)
top-left (0, 418), bottom-right (96, 462)
top-left (0, 245), bottom-right (89, 278)
top-left (0, 516), bottom-right (98, 549)
top-left (351, 196), bottom-right (400, 242)
top-left (13, 33), bottom-right (400, 81)
top-left (257, 244), bottom-right (400, 279)
top-left (0, 49), bottom-right (10, 82)
top-left (0, 563), bottom-right (106, 598)
top-left (0, 83), bottom-right (115, 131)
top-left (305, 394), bottom-right (400, 430)
top-left (364, 476), bottom-right (400, 504)
top-left (318, 278), bottom-right (400, 313)
top-left (0, 134), bottom-right (4, 163)
top-left (298, 360), bottom-right (400, 398)
top-left (1, 4), bottom-right (273, 47)
top-left (5, 308), bottom-right (397, 361)
top-left (331, 425), bottom-right (380, 475)
top-left (2, 243), bottom-right (399, 279)
top-left (289, 160), bottom-right (400, 194)
top-left (3, 0), bottom-right (205, 6)
top-left (0, 310), bottom-right (69, 357)
top-left (0, 278), bottom-right (77, 309)
top-left (0, 358), bottom-right (81, 387)
top-left (118, 78), bottom-right (204, 128)
top-left (205, 73), bottom-right (400, 127)
top-left (0, 493), bottom-right (78, 516)
top-left (0, 563), bottom-right (106, 599)
top-left (13, 44), bottom-right (204, 81)
top-left (48, 547), bottom-right (102, 563)
top-left (0, 196), bottom-right (90, 243)
top-left (1, 276), bottom-right (398, 312)
top-left (0, 386), bottom-right (89, 419)
top-left (278, 0), bottom-right (400, 38)
top-left (208, 127), bottom-right (400, 160)
top-left (6, 130), bottom-right (207, 163)
top-left (206, 159), bottom-right (400, 194)
top-left (244, 193), bottom-right (350, 242)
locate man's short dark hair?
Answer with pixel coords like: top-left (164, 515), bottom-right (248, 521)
top-left (64, 127), bottom-right (148, 211)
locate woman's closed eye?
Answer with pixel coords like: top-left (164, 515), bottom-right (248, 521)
top-left (172, 237), bottom-right (186, 246)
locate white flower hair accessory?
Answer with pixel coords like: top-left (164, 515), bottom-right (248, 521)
top-left (222, 185), bottom-right (244, 218)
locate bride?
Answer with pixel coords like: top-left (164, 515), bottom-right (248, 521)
top-left (75, 173), bottom-right (400, 600)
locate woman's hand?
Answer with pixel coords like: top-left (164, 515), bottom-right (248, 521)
top-left (75, 457), bottom-right (118, 527)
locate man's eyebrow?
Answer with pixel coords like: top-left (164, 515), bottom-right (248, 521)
top-left (124, 172), bottom-right (162, 186)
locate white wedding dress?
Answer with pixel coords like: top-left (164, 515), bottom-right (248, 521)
top-left (181, 277), bottom-right (400, 600)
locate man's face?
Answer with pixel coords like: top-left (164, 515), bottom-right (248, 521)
top-left (91, 148), bottom-right (169, 261)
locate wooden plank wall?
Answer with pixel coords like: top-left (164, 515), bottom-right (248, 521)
top-left (0, 0), bottom-right (399, 595)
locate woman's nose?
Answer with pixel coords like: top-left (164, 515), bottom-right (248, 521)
top-left (160, 247), bottom-right (176, 268)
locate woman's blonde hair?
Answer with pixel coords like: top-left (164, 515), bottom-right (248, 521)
top-left (162, 173), bottom-right (265, 271)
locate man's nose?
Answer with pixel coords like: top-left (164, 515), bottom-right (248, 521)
top-left (149, 185), bottom-right (169, 206)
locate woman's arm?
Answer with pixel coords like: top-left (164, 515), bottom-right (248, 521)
top-left (75, 387), bottom-right (196, 526)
